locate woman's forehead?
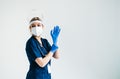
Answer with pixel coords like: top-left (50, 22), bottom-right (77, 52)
top-left (31, 22), bottom-right (41, 25)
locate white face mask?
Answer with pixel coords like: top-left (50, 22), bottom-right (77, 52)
top-left (31, 26), bottom-right (43, 36)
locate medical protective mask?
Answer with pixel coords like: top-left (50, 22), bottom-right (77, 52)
top-left (31, 26), bottom-right (43, 36)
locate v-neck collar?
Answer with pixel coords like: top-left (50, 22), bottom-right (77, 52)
top-left (32, 36), bottom-right (44, 47)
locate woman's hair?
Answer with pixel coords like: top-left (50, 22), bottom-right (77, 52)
top-left (29, 17), bottom-right (42, 23)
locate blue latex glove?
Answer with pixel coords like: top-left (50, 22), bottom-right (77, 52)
top-left (50, 26), bottom-right (61, 46)
top-left (50, 44), bottom-right (58, 53)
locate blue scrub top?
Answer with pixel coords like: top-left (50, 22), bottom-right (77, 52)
top-left (25, 36), bottom-right (52, 79)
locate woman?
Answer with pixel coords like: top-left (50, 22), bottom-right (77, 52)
top-left (25, 17), bottom-right (61, 79)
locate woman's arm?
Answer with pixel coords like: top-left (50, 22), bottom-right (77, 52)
top-left (35, 52), bottom-right (53, 68)
top-left (35, 49), bottom-right (60, 68)
top-left (53, 49), bottom-right (60, 59)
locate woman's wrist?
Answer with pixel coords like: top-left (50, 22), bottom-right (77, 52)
top-left (50, 44), bottom-right (58, 53)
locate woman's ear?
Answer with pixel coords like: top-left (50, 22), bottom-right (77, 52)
top-left (29, 26), bottom-right (32, 31)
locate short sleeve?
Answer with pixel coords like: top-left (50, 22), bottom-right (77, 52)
top-left (27, 39), bottom-right (42, 61)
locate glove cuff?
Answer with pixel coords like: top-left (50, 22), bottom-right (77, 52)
top-left (50, 44), bottom-right (58, 53)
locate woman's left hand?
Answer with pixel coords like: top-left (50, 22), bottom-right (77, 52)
top-left (50, 25), bottom-right (61, 46)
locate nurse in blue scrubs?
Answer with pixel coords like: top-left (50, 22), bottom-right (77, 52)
top-left (25, 17), bottom-right (61, 79)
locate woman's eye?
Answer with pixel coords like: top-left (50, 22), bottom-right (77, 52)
top-left (31, 25), bottom-right (35, 27)
top-left (38, 25), bottom-right (42, 27)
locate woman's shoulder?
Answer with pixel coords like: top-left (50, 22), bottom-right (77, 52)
top-left (41, 37), bottom-right (47, 41)
top-left (41, 37), bottom-right (49, 43)
top-left (26, 36), bottom-right (35, 45)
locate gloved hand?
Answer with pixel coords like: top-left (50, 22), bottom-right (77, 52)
top-left (50, 44), bottom-right (58, 53)
top-left (50, 26), bottom-right (61, 46)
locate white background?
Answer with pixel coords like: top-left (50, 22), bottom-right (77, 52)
top-left (0, 0), bottom-right (120, 79)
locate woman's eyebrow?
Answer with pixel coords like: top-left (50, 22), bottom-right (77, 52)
top-left (31, 24), bottom-right (35, 26)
